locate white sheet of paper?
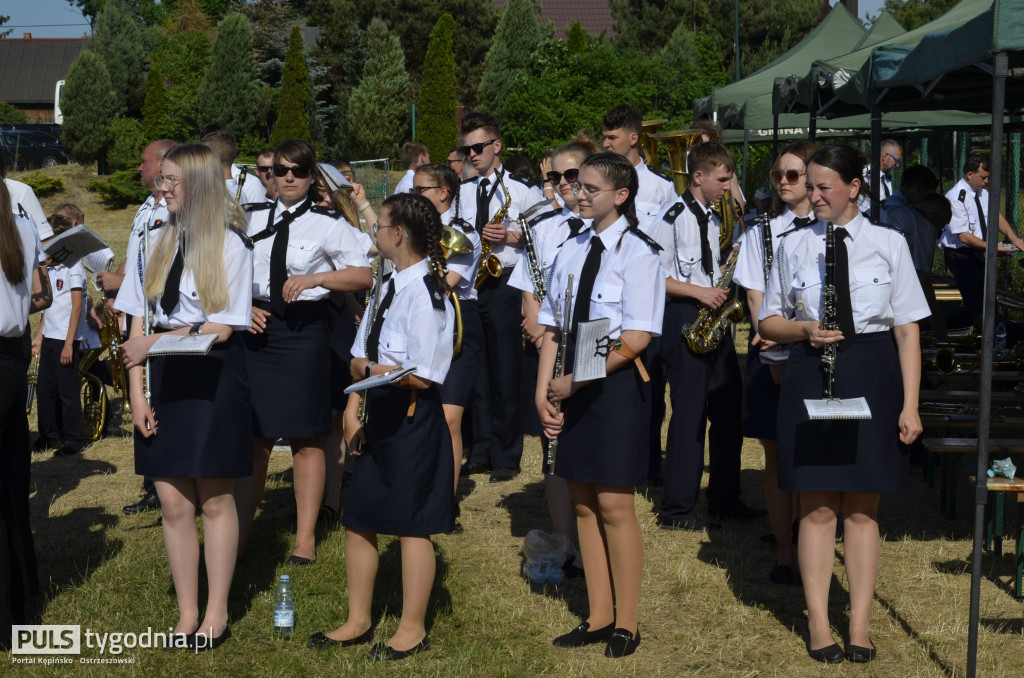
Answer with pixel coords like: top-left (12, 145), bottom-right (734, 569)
top-left (803, 397), bottom-right (872, 420)
top-left (344, 366), bottom-right (418, 394)
top-left (43, 225), bottom-right (110, 268)
top-left (148, 333), bottom-right (218, 357)
top-left (572, 318), bottom-right (610, 383)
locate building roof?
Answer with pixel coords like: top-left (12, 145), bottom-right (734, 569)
top-left (494, 0), bottom-right (617, 40)
top-left (0, 38), bottom-right (90, 105)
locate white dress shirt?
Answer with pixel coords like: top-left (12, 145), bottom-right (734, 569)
top-left (649, 195), bottom-right (721, 287)
top-left (351, 258), bottom-right (455, 385)
top-left (230, 174), bottom-right (268, 207)
top-left (0, 215), bottom-right (42, 337)
top-left (538, 215), bottom-right (665, 339)
top-left (634, 161), bottom-right (677, 224)
top-left (4, 177), bottom-right (52, 240)
top-left (438, 206), bottom-right (482, 302)
top-left (393, 169), bottom-right (416, 195)
top-left (124, 195), bottom-right (171, 288)
top-left (42, 262), bottom-right (85, 340)
top-left (509, 206), bottom-right (591, 297)
top-left (459, 165), bottom-right (545, 269)
top-left (856, 164), bottom-right (893, 212)
top-left (940, 177), bottom-right (988, 249)
top-left (734, 209), bottom-right (816, 293)
top-left (760, 213), bottom-right (930, 333)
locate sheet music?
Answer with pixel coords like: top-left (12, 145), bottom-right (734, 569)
top-left (804, 397), bottom-right (872, 420)
top-left (344, 366), bottom-right (418, 394)
top-left (82, 247), bottom-right (116, 290)
top-left (43, 225), bottom-right (110, 268)
top-left (572, 318), bottom-right (610, 383)
top-left (148, 333), bottom-right (217, 357)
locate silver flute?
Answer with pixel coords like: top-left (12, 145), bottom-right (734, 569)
top-left (547, 274), bottom-right (574, 475)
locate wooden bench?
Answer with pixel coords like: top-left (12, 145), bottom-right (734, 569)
top-left (921, 439), bottom-right (1024, 519)
top-left (919, 390), bottom-right (1024, 405)
top-left (969, 475), bottom-right (1024, 598)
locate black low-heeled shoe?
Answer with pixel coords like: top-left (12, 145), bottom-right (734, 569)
top-left (188, 625), bottom-right (231, 653)
top-left (307, 626), bottom-right (374, 649)
top-left (552, 621), bottom-right (615, 647)
top-left (604, 627), bottom-right (641, 658)
top-left (287, 554), bottom-right (316, 566)
top-left (366, 636), bottom-right (430, 661)
top-left (806, 641), bottom-right (844, 664)
top-left (845, 639), bottom-right (877, 663)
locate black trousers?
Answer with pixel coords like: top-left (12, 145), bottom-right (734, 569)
top-left (944, 247), bottom-right (984, 323)
top-left (657, 300), bottom-right (744, 522)
top-left (0, 336), bottom-right (39, 646)
top-left (36, 338), bottom-right (82, 448)
top-left (468, 270), bottom-right (524, 469)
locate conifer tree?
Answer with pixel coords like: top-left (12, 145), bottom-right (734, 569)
top-left (271, 26), bottom-right (311, 145)
top-left (197, 12), bottom-right (260, 137)
top-left (417, 14), bottom-right (457, 162)
top-left (61, 50), bottom-right (118, 164)
top-left (477, 0), bottom-right (549, 123)
top-left (347, 18), bottom-right (409, 159)
top-left (566, 20), bottom-right (587, 55)
top-left (141, 66), bottom-right (174, 142)
top-left (89, 0), bottom-right (147, 116)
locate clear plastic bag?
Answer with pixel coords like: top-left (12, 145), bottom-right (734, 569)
top-left (522, 529), bottom-right (570, 584)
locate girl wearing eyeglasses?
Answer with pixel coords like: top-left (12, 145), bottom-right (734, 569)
top-left (733, 141), bottom-right (816, 587)
top-left (308, 193), bottom-right (455, 661)
top-left (537, 152), bottom-right (665, 658)
top-left (114, 144), bottom-right (253, 651)
top-left (235, 139), bottom-right (372, 566)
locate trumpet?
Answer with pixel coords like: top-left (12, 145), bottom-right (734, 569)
top-left (475, 171), bottom-right (512, 288)
top-left (547, 274), bottom-right (574, 475)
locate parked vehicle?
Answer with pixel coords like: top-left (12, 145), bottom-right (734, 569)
top-left (0, 129), bottom-right (73, 170)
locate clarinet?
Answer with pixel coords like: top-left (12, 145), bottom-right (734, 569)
top-left (758, 213), bottom-right (774, 285)
top-left (356, 259), bottom-right (386, 435)
top-left (547, 274), bottom-right (574, 475)
top-left (820, 222), bottom-right (838, 399)
top-left (520, 214), bottom-right (547, 303)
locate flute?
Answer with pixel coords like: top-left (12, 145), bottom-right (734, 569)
top-left (547, 274), bottom-right (574, 475)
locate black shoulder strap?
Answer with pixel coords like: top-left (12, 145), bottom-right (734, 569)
top-left (647, 165), bottom-right (673, 183)
top-left (228, 225), bottom-right (253, 249)
top-left (450, 217), bottom-right (473, 233)
top-left (423, 274), bottom-right (446, 310)
top-left (311, 205), bottom-right (341, 218)
top-left (527, 209), bottom-right (561, 228)
top-left (958, 189), bottom-right (967, 203)
top-left (629, 227), bottom-right (663, 251)
top-left (16, 203), bottom-right (29, 219)
top-left (662, 201), bottom-right (685, 223)
top-left (244, 201), bottom-right (274, 212)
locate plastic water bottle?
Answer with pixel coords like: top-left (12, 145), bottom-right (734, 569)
top-left (995, 322), bottom-right (1007, 353)
top-left (273, 575), bottom-right (295, 639)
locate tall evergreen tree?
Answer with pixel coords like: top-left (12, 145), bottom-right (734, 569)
top-left (141, 66), bottom-right (174, 142)
top-left (566, 20), bottom-right (587, 55)
top-left (347, 18), bottom-right (409, 159)
top-left (61, 50), bottom-right (118, 164)
top-left (148, 2), bottom-right (213, 139)
top-left (417, 14), bottom-right (458, 162)
top-left (477, 0), bottom-right (549, 122)
top-left (271, 26), bottom-right (311, 145)
top-left (197, 12), bottom-right (260, 136)
top-left (89, 0), bottom-right (147, 116)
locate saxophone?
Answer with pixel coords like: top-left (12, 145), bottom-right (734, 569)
top-left (682, 246), bottom-right (745, 354)
top-left (547, 274), bottom-right (574, 475)
top-left (475, 170), bottom-right (512, 288)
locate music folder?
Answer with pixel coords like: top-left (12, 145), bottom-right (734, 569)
top-left (344, 367), bottom-right (418, 394)
top-left (803, 397), bottom-right (872, 420)
top-left (572, 318), bottom-right (611, 383)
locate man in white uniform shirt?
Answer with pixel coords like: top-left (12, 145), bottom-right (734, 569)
top-left (857, 139), bottom-right (901, 213)
top-left (601, 104), bottom-right (676, 227)
top-left (1, 151), bottom-right (52, 241)
top-left (940, 154), bottom-right (1024, 323)
top-left (457, 113), bottom-right (543, 483)
top-left (393, 141), bottom-right (429, 195)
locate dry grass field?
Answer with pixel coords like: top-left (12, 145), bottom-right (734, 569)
top-left (6, 165), bottom-right (1023, 677)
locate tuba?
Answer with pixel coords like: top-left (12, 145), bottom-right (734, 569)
top-left (101, 306), bottom-right (130, 417)
top-left (475, 171), bottom-right (512, 288)
top-left (640, 119), bottom-right (668, 168)
top-left (79, 345), bottom-right (108, 443)
top-left (440, 224), bottom-right (473, 355)
top-left (650, 129), bottom-right (702, 195)
top-left (682, 247), bottom-right (745, 354)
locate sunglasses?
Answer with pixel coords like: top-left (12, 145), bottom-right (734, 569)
top-left (257, 165), bottom-right (273, 174)
top-left (456, 138), bottom-right (498, 156)
top-left (546, 169), bottom-right (580, 185)
top-left (770, 169), bottom-right (805, 185)
top-left (886, 152), bottom-right (901, 166)
top-left (273, 163), bottom-right (311, 179)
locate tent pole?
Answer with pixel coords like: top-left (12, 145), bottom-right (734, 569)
top-left (1009, 132), bottom-right (1020, 229)
top-left (809, 81), bottom-right (817, 143)
top-left (870, 105), bottom-right (881, 223)
top-left (741, 129), bottom-right (750, 194)
top-left (966, 49), bottom-right (1007, 678)
top-left (772, 114), bottom-right (779, 158)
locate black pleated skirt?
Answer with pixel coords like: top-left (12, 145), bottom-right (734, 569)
top-left (342, 386), bottom-right (455, 537)
top-left (439, 299), bottom-right (483, 408)
top-left (241, 300), bottom-right (331, 439)
top-left (555, 343), bottom-right (650, 486)
top-left (135, 333), bottom-right (253, 479)
top-left (327, 293), bottom-right (359, 412)
top-left (742, 338), bottom-right (781, 440)
top-left (776, 331), bottom-right (907, 493)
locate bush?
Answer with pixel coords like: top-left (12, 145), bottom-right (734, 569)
top-left (19, 173), bottom-right (64, 198)
top-left (90, 169), bottom-right (149, 208)
top-left (0, 100), bottom-right (27, 125)
top-left (106, 118), bottom-right (145, 172)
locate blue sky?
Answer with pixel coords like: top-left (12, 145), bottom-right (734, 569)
top-left (6, 1), bottom-right (891, 39)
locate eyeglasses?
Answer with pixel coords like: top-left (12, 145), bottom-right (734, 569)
top-left (885, 152), bottom-right (901, 166)
top-left (546, 169), bottom-right (580, 185)
top-left (273, 163), bottom-right (311, 179)
top-left (372, 221), bottom-right (400, 236)
top-left (770, 169), bottom-right (805, 185)
top-left (155, 175), bottom-right (181, 190)
top-left (456, 139), bottom-right (498, 156)
top-left (256, 165), bottom-right (273, 175)
top-left (413, 185), bottom-right (441, 195)
top-left (576, 185), bottom-right (613, 201)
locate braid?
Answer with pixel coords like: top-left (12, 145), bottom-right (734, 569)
top-left (381, 192), bottom-right (451, 293)
top-left (424, 202), bottom-right (451, 294)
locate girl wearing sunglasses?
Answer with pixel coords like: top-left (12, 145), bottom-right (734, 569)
top-left (236, 139), bottom-right (372, 566)
top-left (733, 141), bottom-right (816, 587)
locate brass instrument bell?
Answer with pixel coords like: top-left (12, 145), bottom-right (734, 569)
top-left (650, 129), bottom-right (703, 195)
top-left (640, 118), bottom-right (668, 168)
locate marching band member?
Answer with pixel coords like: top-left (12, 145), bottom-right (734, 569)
top-left (759, 144), bottom-right (927, 664)
top-left (733, 141), bottom-right (816, 585)
top-left (115, 143), bottom-right (254, 651)
top-left (235, 139), bottom-right (371, 565)
top-left (309, 193), bottom-right (455, 660)
top-left (537, 152), bottom-right (664, 658)
top-left (600, 105), bottom-right (676, 225)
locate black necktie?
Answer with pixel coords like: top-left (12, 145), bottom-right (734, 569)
top-left (834, 226), bottom-right (856, 351)
top-left (882, 175), bottom-right (891, 199)
top-left (572, 236), bottom-right (605, 329)
top-left (365, 279), bottom-right (396, 362)
top-left (974, 192), bottom-right (988, 240)
top-left (269, 200), bottom-right (312, 315)
top-left (698, 210), bottom-right (714, 276)
top-left (476, 178), bottom-right (491, 231)
top-left (793, 216), bottom-right (814, 229)
top-left (160, 246), bottom-right (184, 317)
top-left (567, 217), bottom-right (585, 238)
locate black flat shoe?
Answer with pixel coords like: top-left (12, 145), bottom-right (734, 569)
top-left (845, 640), bottom-right (877, 663)
top-left (123, 491), bottom-right (161, 515)
top-left (366, 636), bottom-right (429, 661)
top-left (807, 642), bottom-right (844, 664)
top-left (488, 466), bottom-right (520, 483)
top-left (287, 554), bottom-right (316, 566)
top-left (307, 627), bottom-right (374, 649)
top-left (604, 627), bottom-right (641, 658)
top-left (552, 621), bottom-right (615, 647)
top-left (448, 521), bottom-right (464, 535)
top-left (460, 462), bottom-right (490, 477)
top-left (189, 625), bottom-right (231, 653)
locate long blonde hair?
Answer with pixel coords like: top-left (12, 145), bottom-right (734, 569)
top-left (144, 144), bottom-right (246, 314)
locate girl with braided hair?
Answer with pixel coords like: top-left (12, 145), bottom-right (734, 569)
top-left (309, 193), bottom-right (455, 661)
